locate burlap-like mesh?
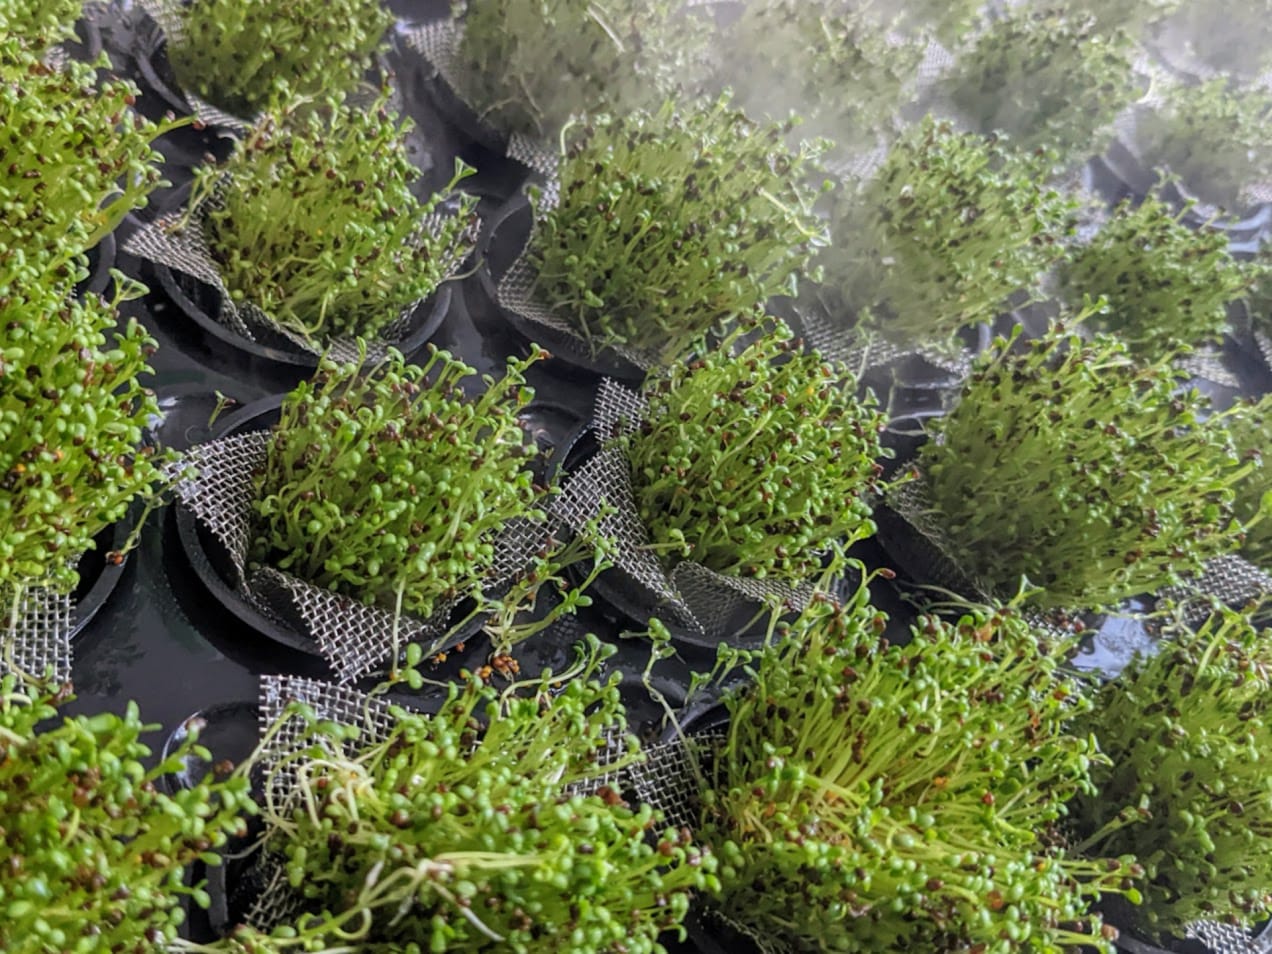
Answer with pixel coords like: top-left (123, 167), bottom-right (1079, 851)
top-left (399, 19), bottom-right (558, 178)
top-left (0, 586), bottom-right (73, 682)
top-left (1177, 346), bottom-right (1241, 389)
top-left (551, 379), bottom-right (816, 643)
top-left (1185, 920), bottom-right (1272, 954)
top-left (177, 432), bottom-right (551, 682)
top-left (1155, 554), bottom-right (1272, 623)
top-left (122, 182), bottom-right (473, 362)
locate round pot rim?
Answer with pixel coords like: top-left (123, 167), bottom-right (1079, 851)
top-left (150, 260), bottom-right (454, 371)
top-left (70, 514), bottom-right (132, 639)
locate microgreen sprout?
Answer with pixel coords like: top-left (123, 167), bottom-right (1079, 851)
top-left (529, 98), bottom-right (828, 365)
top-left (1074, 608), bottom-right (1272, 933)
top-left (1136, 79), bottom-right (1272, 212)
top-left (0, 675), bottom-right (253, 954)
top-left (0, 278), bottom-right (170, 602)
top-left (250, 344), bottom-right (545, 626)
top-left (722, 1), bottom-right (923, 155)
top-left (948, 6), bottom-right (1138, 161)
top-left (619, 321), bottom-right (886, 580)
top-left (821, 117), bottom-right (1073, 346)
top-left (180, 637), bottom-right (716, 953)
top-left (167, 0), bottom-right (392, 117)
top-left (184, 92), bottom-right (476, 344)
top-left (449, 0), bottom-right (711, 140)
top-left (919, 320), bottom-right (1251, 609)
top-left (700, 580), bottom-right (1140, 952)
top-left (1058, 194), bottom-right (1253, 360)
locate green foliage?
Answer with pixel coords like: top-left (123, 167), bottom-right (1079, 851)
top-left (189, 94), bottom-right (476, 344)
top-left (250, 346), bottom-right (544, 625)
top-left (168, 0), bottom-right (391, 116)
top-left (0, 282), bottom-right (167, 600)
top-left (0, 0), bottom-right (84, 51)
top-left (0, 42), bottom-right (169, 290)
top-left (225, 641), bottom-right (716, 952)
top-left (948, 7), bottom-right (1137, 160)
top-left (1224, 395), bottom-right (1272, 569)
top-left (1058, 195), bottom-right (1252, 360)
top-left (821, 117), bottom-right (1072, 345)
top-left (451, 0), bottom-right (711, 140)
top-left (701, 585), bottom-right (1138, 953)
top-left (1137, 79), bottom-right (1272, 212)
top-left (621, 323), bottom-right (885, 580)
top-left (1074, 609), bottom-right (1272, 933)
top-left (0, 675), bottom-right (253, 954)
top-left (723, 1), bottom-right (923, 154)
top-left (529, 98), bottom-right (827, 365)
top-left (920, 322), bottom-right (1250, 610)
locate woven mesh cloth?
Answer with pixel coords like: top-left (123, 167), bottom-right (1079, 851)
top-left (0, 586), bottom-right (73, 682)
top-left (550, 379), bottom-right (816, 643)
top-left (1155, 554), bottom-right (1272, 623)
top-left (400, 18), bottom-right (559, 179)
top-left (122, 180), bottom-right (473, 362)
top-left (795, 294), bottom-right (976, 381)
top-left (177, 431), bottom-right (551, 682)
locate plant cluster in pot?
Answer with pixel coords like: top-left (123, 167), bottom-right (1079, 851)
top-left (0, 32), bottom-right (175, 667)
top-left (1071, 608), bottom-right (1272, 943)
top-left (1056, 194), bottom-right (1255, 362)
top-left (170, 639), bottom-right (717, 953)
top-left (1132, 78), bottom-right (1272, 218)
top-left (435, 0), bottom-right (713, 148)
top-left (143, 0), bottom-right (393, 123)
top-left (555, 319), bottom-right (888, 646)
top-left (906, 321), bottom-right (1252, 613)
top-left (944, 5), bottom-right (1141, 168)
top-left (0, 0), bottom-right (93, 56)
top-left (135, 89), bottom-right (477, 372)
top-left (0, 674), bottom-right (253, 954)
top-left (695, 582), bottom-right (1141, 953)
top-left (502, 96), bottom-right (828, 374)
top-left (184, 342), bottom-right (606, 677)
top-left (813, 117), bottom-right (1074, 359)
top-left (716, 0), bottom-right (924, 162)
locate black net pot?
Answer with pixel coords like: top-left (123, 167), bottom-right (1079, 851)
top-left (79, 231), bottom-right (117, 299)
top-left (174, 394), bottom-right (488, 666)
top-left (146, 257), bottom-right (454, 390)
top-left (70, 514), bottom-right (133, 639)
top-left (475, 193), bottom-right (650, 385)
